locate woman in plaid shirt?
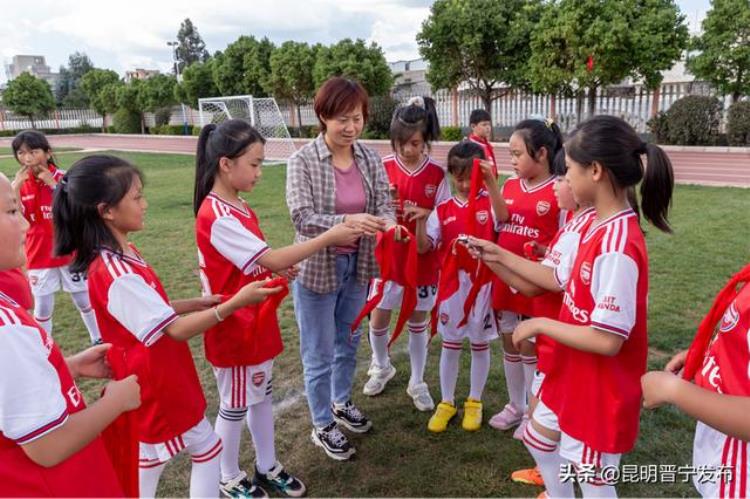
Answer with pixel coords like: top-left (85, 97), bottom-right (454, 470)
top-left (286, 77), bottom-right (396, 461)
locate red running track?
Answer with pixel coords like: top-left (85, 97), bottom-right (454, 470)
top-left (1, 134), bottom-right (748, 187)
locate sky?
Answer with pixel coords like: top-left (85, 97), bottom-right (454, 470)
top-left (0, 0), bottom-right (710, 84)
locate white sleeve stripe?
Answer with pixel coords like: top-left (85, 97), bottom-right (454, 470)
top-left (142, 313), bottom-right (178, 347)
top-left (103, 253), bottom-right (120, 279)
top-left (553, 267), bottom-right (565, 289)
top-left (240, 246), bottom-right (270, 273)
top-left (0, 306), bottom-right (20, 326)
top-left (618, 219), bottom-right (628, 253)
top-left (14, 409), bottom-right (69, 444)
top-left (591, 321), bottom-right (631, 339)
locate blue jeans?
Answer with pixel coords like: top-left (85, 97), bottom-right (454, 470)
top-left (293, 253), bottom-right (367, 428)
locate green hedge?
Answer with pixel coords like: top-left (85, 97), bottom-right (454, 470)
top-left (727, 101), bottom-right (750, 146)
top-left (647, 95), bottom-right (723, 146)
top-left (0, 125), bottom-right (100, 137)
top-left (441, 126), bottom-right (464, 141)
top-left (113, 109), bottom-right (142, 134)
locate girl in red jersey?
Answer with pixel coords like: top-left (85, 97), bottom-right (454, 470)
top-left (52, 155), bottom-right (282, 498)
top-left (364, 96), bottom-right (450, 411)
top-left (194, 119), bottom-right (361, 497)
top-left (642, 264), bottom-right (750, 498)
top-left (490, 118), bottom-right (567, 436)
top-left (0, 171), bottom-right (141, 497)
top-left (508, 115), bottom-right (674, 497)
top-left (11, 130), bottom-right (100, 343)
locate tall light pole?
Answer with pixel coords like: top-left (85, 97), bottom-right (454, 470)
top-left (167, 41), bottom-right (189, 135)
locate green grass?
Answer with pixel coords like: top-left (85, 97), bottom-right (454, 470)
top-left (1, 150), bottom-right (749, 497)
top-left (0, 146), bottom-right (82, 156)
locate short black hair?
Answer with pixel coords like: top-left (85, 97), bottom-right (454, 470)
top-left (470, 109), bottom-right (492, 126)
top-left (447, 141), bottom-right (485, 178)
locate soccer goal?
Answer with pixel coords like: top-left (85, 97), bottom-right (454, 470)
top-left (198, 95), bottom-right (297, 161)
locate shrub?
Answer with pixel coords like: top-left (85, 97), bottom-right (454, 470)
top-left (113, 108), bottom-right (142, 134)
top-left (154, 107), bottom-right (172, 126)
top-left (365, 95), bottom-right (399, 139)
top-left (727, 100), bottom-right (750, 146)
top-left (441, 126), bottom-right (464, 141)
top-left (647, 95), bottom-right (723, 146)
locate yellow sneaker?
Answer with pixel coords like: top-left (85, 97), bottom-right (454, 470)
top-left (461, 398), bottom-right (482, 431)
top-left (428, 402), bottom-right (457, 433)
top-left (511, 466), bottom-right (545, 486)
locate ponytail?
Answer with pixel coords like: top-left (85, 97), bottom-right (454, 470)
top-left (513, 117), bottom-right (563, 174)
top-left (52, 155), bottom-right (143, 273)
top-left (193, 119), bottom-right (266, 216)
top-left (390, 96), bottom-right (441, 152)
top-left (640, 143), bottom-right (674, 233)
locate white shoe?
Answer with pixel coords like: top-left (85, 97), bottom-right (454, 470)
top-left (363, 363), bottom-right (396, 396)
top-left (407, 381), bottom-right (435, 411)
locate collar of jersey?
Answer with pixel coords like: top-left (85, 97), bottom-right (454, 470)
top-left (582, 208), bottom-right (636, 243)
top-left (208, 192), bottom-right (249, 217)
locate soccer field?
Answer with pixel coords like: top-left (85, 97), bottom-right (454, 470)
top-left (1, 150), bottom-right (749, 497)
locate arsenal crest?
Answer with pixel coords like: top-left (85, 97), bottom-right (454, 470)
top-left (536, 200), bottom-right (551, 216)
top-left (719, 302), bottom-right (739, 333)
top-left (580, 262), bottom-right (592, 285)
top-left (424, 184), bottom-right (437, 198)
top-left (440, 313), bottom-right (449, 325)
top-left (252, 371), bottom-right (265, 387)
top-left (476, 210), bottom-right (489, 224)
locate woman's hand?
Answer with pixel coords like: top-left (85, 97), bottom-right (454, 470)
top-left (403, 205), bottom-right (431, 222)
top-left (343, 213), bottom-right (387, 236)
top-left (277, 266), bottom-right (300, 281)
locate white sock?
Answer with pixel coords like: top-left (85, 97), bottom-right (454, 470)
top-left (579, 480), bottom-right (618, 498)
top-left (71, 291), bottom-right (101, 343)
top-left (369, 324), bottom-right (390, 368)
top-left (503, 348), bottom-right (526, 411)
top-left (522, 424), bottom-right (573, 498)
top-left (247, 396), bottom-right (276, 474)
top-left (139, 461), bottom-right (166, 498)
top-left (408, 320), bottom-right (429, 385)
top-left (469, 343), bottom-right (490, 400)
top-left (33, 292), bottom-right (54, 334)
top-left (215, 407), bottom-right (247, 481)
top-left (189, 436), bottom-right (223, 498)
top-left (521, 355), bottom-right (538, 407)
top-left (439, 341), bottom-right (462, 404)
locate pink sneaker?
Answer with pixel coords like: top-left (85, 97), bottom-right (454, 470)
top-left (488, 403), bottom-right (523, 430)
top-left (513, 415), bottom-right (529, 440)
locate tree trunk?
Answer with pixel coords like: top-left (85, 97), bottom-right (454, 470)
top-left (481, 86), bottom-right (493, 140)
top-left (296, 102), bottom-right (303, 137)
top-left (575, 90), bottom-right (584, 124)
top-left (588, 85), bottom-right (597, 118)
top-left (140, 114), bottom-right (145, 135)
top-left (29, 116), bottom-right (36, 129)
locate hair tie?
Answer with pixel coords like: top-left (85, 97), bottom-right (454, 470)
top-left (637, 142), bottom-right (648, 155)
top-left (528, 114), bottom-right (553, 129)
top-left (407, 96), bottom-right (425, 108)
top-left (59, 176), bottom-right (69, 192)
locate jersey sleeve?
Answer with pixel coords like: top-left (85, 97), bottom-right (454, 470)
top-left (107, 274), bottom-right (178, 346)
top-left (542, 231), bottom-right (579, 289)
top-left (434, 178), bottom-right (451, 205)
top-left (425, 209), bottom-right (441, 249)
top-left (0, 326), bottom-right (68, 444)
top-left (210, 216), bottom-right (270, 275)
top-left (589, 252), bottom-right (639, 338)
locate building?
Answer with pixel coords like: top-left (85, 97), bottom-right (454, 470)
top-left (4, 55), bottom-right (60, 89)
top-left (124, 68), bottom-right (161, 83)
top-left (389, 58), bottom-right (430, 99)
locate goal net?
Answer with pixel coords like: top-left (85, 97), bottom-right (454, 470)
top-left (198, 95), bottom-right (297, 161)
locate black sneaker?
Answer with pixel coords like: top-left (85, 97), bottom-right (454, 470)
top-left (332, 401), bottom-right (373, 433)
top-left (220, 471), bottom-right (268, 498)
top-left (253, 461), bottom-right (307, 497)
top-left (311, 422), bottom-right (355, 461)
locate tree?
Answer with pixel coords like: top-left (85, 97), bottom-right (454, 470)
top-left (266, 41), bottom-right (317, 131)
top-left (2, 73), bottom-right (55, 128)
top-left (56, 52), bottom-right (94, 107)
top-left (687, 0), bottom-right (750, 103)
top-left (80, 69), bottom-right (120, 131)
top-left (417, 0), bottom-right (542, 115)
top-left (115, 80), bottom-right (147, 133)
top-left (529, 0), bottom-right (688, 117)
top-left (142, 74), bottom-right (177, 110)
top-left (212, 36), bottom-right (274, 97)
top-left (175, 18), bottom-right (209, 74)
top-left (175, 60), bottom-right (219, 108)
top-left (313, 39), bottom-right (392, 96)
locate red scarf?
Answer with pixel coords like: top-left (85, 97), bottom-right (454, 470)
top-left (235, 277), bottom-right (289, 345)
top-left (684, 263), bottom-right (750, 381)
top-left (469, 134), bottom-right (496, 171)
top-left (101, 347), bottom-right (139, 497)
top-left (351, 226), bottom-right (418, 348)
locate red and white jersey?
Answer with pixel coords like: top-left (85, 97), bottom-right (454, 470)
top-left (534, 207), bottom-right (596, 374)
top-left (426, 193), bottom-right (498, 260)
top-left (0, 268), bottom-right (33, 311)
top-left (495, 175), bottom-right (565, 314)
top-left (383, 154), bottom-right (450, 286)
top-left (87, 246), bottom-right (206, 444)
top-left (196, 192), bottom-right (283, 367)
top-left (467, 134), bottom-right (498, 177)
top-left (19, 165), bottom-right (70, 269)
top-left (0, 292), bottom-right (122, 497)
top-left (542, 209), bottom-right (648, 454)
top-left (692, 282), bottom-right (750, 498)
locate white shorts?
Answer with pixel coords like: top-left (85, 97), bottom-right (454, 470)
top-left (693, 421), bottom-right (749, 498)
top-left (531, 398), bottom-right (560, 432)
top-left (213, 360), bottom-right (273, 409)
top-left (370, 279), bottom-right (437, 312)
top-left (139, 417), bottom-right (222, 467)
top-left (27, 266), bottom-right (88, 296)
top-left (438, 270), bottom-right (498, 344)
top-left (496, 311), bottom-right (535, 343)
top-left (531, 370), bottom-right (545, 399)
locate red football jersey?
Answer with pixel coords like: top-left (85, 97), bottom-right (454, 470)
top-left (534, 207), bottom-right (596, 374)
top-left (494, 175), bottom-right (564, 314)
top-left (0, 268), bottom-right (33, 310)
top-left (196, 192), bottom-right (283, 367)
top-left (19, 165), bottom-right (71, 269)
top-left (542, 209), bottom-right (648, 454)
top-left (426, 193), bottom-right (498, 264)
top-left (0, 292), bottom-right (123, 497)
top-left (87, 246), bottom-right (206, 444)
top-left (383, 154), bottom-right (450, 286)
top-left (467, 134), bottom-right (498, 178)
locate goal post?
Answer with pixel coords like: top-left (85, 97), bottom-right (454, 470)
top-left (198, 95), bottom-right (297, 161)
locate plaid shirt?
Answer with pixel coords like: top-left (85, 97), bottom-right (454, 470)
top-left (286, 134), bottom-right (395, 294)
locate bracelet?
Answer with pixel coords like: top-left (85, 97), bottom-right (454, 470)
top-left (213, 305), bottom-right (225, 322)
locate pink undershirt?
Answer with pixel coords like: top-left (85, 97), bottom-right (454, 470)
top-left (333, 162), bottom-right (366, 254)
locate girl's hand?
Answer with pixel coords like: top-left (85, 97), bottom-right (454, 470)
top-left (13, 166), bottom-right (30, 188)
top-left (479, 160), bottom-right (496, 182)
top-left (393, 224), bottom-right (411, 243)
top-left (523, 241), bottom-right (547, 259)
top-left (465, 236), bottom-right (502, 262)
top-left (326, 222), bottom-right (364, 246)
top-left (67, 343), bottom-right (113, 379)
top-left (403, 205), bottom-right (431, 222)
top-left (104, 375), bottom-right (141, 412)
top-left (664, 349), bottom-right (689, 375)
top-left (343, 214), bottom-right (387, 236)
top-left (277, 266), bottom-right (299, 280)
top-left (231, 279), bottom-right (284, 308)
top-left (193, 294), bottom-right (222, 311)
top-left (641, 370), bottom-right (681, 409)
top-left (512, 319), bottom-right (542, 348)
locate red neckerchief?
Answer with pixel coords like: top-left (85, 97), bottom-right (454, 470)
top-left (351, 226), bottom-right (418, 348)
top-left (219, 276), bottom-right (290, 342)
top-left (684, 264), bottom-right (750, 380)
top-left (101, 347), bottom-right (139, 497)
top-left (469, 134), bottom-right (496, 170)
top-left (431, 240), bottom-right (482, 337)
